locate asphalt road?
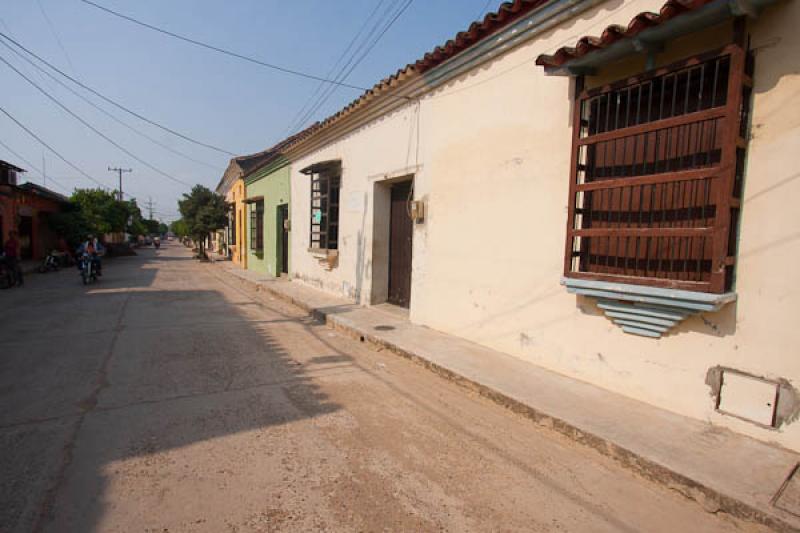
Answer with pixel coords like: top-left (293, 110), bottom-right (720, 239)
top-left (0, 243), bottom-right (766, 532)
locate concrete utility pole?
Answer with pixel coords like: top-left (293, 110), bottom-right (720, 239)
top-left (108, 167), bottom-right (132, 201)
top-left (146, 196), bottom-right (154, 220)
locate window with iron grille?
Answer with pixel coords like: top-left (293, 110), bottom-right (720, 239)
top-left (564, 45), bottom-right (752, 294)
top-left (250, 201), bottom-right (263, 251)
top-left (230, 208), bottom-right (236, 246)
top-left (308, 165), bottom-right (341, 250)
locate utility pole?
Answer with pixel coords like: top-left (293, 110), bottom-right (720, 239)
top-left (108, 166), bottom-right (132, 201)
top-left (146, 196), bottom-right (154, 220)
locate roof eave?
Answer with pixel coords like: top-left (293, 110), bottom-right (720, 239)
top-left (539, 0), bottom-right (782, 76)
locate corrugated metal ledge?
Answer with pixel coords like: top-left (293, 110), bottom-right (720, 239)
top-left (561, 277), bottom-right (736, 338)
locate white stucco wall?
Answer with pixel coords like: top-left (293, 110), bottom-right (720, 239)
top-left (290, 104), bottom-right (427, 305)
top-left (289, 0), bottom-right (800, 450)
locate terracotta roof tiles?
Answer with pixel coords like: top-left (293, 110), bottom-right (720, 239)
top-left (535, 0), bottom-right (715, 68)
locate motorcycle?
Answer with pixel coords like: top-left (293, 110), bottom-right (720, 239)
top-left (38, 250), bottom-right (61, 273)
top-left (79, 253), bottom-right (98, 285)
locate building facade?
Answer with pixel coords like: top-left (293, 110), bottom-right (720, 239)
top-left (1, 160), bottom-right (69, 260)
top-left (274, 0), bottom-right (800, 451)
top-left (216, 151), bottom-right (281, 267)
top-left (245, 158), bottom-right (291, 277)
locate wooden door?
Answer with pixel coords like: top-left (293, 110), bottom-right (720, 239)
top-left (18, 216), bottom-right (33, 259)
top-left (388, 181), bottom-right (413, 307)
top-left (278, 204), bottom-right (289, 275)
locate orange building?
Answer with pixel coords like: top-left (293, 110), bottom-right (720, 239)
top-left (0, 160), bottom-right (69, 260)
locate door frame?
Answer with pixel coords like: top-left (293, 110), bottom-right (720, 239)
top-left (277, 203), bottom-right (289, 276)
top-left (370, 175), bottom-right (414, 307)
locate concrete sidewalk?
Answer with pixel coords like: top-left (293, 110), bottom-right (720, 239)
top-left (215, 261), bottom-right (800, 531)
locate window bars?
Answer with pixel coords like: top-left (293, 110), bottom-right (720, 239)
top-left (250, 202), bottom-right (263, 251)
top-left (564, 45), bottom-right (752, 293)
top-left (309, 167), bottom-right (341, 250)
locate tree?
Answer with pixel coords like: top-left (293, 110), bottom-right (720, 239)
top-left (169, 218), bottom-right (189, 238)
top-left (178, 185), bottom-right (227, 259)
top-left (70, 188), bottom-right (129, 235)
top-left (158, 222), bottom-right (169, 235)
top-left (47, 205), bottom-right (89, 249)
top-left (142, 218), bottom-right (161, 235)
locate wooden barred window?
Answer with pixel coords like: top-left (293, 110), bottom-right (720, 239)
top-left (564, 45), bottom-right (753, 293)
top-left (308, 164), bottom-right (341, 250)
top-left (250, 201), bottom-right (263, 251)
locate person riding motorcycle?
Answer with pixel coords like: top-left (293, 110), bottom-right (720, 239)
top-left (77, 235), bottom-right (104, 277)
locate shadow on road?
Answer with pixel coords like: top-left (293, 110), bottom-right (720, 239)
top-left (0, 245), bottom-right (341, 533)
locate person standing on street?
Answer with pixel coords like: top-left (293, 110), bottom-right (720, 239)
top-left (3, 230), bottom-right (23, 287)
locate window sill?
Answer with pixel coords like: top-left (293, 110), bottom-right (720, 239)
top-left (308, 248), bottom-right (338, 258)
top-left (561, 277), bottom-right (736, 338)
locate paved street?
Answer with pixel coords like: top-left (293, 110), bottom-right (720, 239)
top-left (0, 243), bottom-right (764, 532)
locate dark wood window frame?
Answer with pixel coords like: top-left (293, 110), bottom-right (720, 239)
top-left (564, 44), bottom-right (752, 294)
top-left (309, 166), bottom-right (341, 251)
top-left (250, 201), bottom-right (264, 251)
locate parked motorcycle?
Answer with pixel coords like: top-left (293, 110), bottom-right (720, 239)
top-left (38, 250), bottom-right (61, 273)
top-left (79, 253), bottom-right (98, 285)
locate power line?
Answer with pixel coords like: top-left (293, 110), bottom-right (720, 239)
top-left (0, 104), bottom-right (109, 188)
top-left (79, 0), bottom-right (377, 93)
top-left (282, 0), bottom-right (391, 137)
top-left (0, 52), bottom-right (192, 187)
top-left (0, 30), bottom-right (236, 156)
top-left (0, 37), bottom-right (221, 171)
top-left (290, 0), bottom-right (415, 135)
top-left (0, 138), bottom-right (70, 193)
top-left (36, 0), bottom-right (78, 75)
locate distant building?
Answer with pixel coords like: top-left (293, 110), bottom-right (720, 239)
top-left (0, 159), bottom-right (70, 260)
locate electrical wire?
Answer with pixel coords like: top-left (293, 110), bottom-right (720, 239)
top-left (0, 105), bottom-right (109, 189)
top-left (0, 38), bottom-right (221, 172)
top-left (0, 138), bottom-right (71, 193)
top-left (36, 0), bottom-right (78, 75)
top-left (79, 0), bottom-right (375, 93)
top-left (289, 0), bottom-right (414, 135)
top-left (281, 0), bottom-right (391, 137)
top-left (0, 52), bottom-right (192, 187)
top-left (0, 30), bottom-right (236, 156)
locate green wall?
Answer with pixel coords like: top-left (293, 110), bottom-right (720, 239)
top-left (245, 160), bottom-right (291, 276)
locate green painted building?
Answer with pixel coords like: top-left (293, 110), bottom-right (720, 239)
top-left (244, 157), bottom-right (291, 277)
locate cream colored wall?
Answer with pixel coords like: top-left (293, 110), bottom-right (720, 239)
top-left (288, 0), bottom-right (800, 450)
top-left (290, 104), bottom-right (425, 304)
top-left (417, 0), bottom-right (800, 450)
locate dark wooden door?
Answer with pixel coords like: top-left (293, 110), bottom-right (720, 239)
top-left (278, 204), bottom-right (289, 275)
top-left (18, 216), bottom-right (33, 260)
top-left (388, 181), bottom-right (413, 307)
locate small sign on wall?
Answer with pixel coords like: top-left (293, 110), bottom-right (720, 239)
top-left (345, 191), bottom-right (363, 212)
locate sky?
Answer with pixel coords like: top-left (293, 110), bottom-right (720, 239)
top-left (1, 0), bottom-right (496, 221)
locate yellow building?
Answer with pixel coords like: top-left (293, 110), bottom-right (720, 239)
top-left (216, 151), bottom-right (279, 267)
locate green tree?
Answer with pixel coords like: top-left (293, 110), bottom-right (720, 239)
top-left (169, 218), bottom-right (189, 238)
top-left (70, 188), bottom-right (129, 235)
top-left (142, 218), bottom-right (161, 235)
top-left (178, 185), bottom-right (227, 259)
top-left (47, 205), bottom-right (89, 249)
top-left (158, 222), bottom-right (169, 235)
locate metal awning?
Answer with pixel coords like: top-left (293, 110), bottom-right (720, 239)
top-left (300, 160), bottom-right (341, 175)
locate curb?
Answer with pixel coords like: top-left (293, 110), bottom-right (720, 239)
top-left (216, 263), bottom-right (797, 532)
